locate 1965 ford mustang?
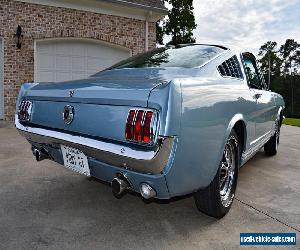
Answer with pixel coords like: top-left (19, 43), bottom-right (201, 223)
top-left (15, 44), bottom-right (285, 218)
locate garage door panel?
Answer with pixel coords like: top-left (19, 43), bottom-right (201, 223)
top-left (56, 56), bottom-right (72, 70)
top-left (72, 72), bottom-right (88, 80)
top-left (36, 40), bottom-right (130, 82)
top-left (72, 57), bottom-right (87, 70)
top-left (37, 43), bottom-right (54, 54)
top-left (38, 71), bottom-right (55, 83)
top-left (87, 58), bottom-right (106, 71)
top-left (86, 45), bottom-right (102, 57)
top-left (72, 44), bottom-right (87, 56)
top-left (37, 54), bottom-right (54, 70)
top-left (55, 43), bottom-right (72, 54)
top-left (56, 72), bottom-right (73, 82)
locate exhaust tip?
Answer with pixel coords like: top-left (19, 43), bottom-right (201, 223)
top-left (32, 147), bottom-right (50, 162)
top-left (112, 177), bottom-right (130, 198)
top-left (140, 183), bottom-right (156, 199)
top-left (35, 150), bottom-right (41, 161)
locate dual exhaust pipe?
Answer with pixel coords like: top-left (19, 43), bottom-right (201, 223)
top-left (32, 147), bottom-right (155, 199)
top-left (112, 173), bottom-right (156, 199)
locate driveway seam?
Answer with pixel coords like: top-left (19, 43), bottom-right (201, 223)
top-left (236, 198), bottom-right (300, 233)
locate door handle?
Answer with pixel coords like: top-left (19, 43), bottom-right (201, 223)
top-left (254, 93), bottom-right (262, 99)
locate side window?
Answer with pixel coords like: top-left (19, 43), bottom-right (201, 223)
top-left (243, 58), bottom-right (263, 90)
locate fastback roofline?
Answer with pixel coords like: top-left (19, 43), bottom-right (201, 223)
top-left (167, 43), bottom-right (229, 50)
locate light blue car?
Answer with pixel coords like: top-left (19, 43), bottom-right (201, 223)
top-left (16, 44), bottom-right (285, 218)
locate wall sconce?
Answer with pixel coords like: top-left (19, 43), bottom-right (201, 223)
top-left (14, 25), bottom-right (23, 49)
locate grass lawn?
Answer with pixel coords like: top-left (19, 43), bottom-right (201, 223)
top-left (283, 118), bottom-right (300, 127)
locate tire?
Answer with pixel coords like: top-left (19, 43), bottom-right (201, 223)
top-left (194, 130), bottom-right (240, 219)
top-left (264, 119), bottom-right (280, 156)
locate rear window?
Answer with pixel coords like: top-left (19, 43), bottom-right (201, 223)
top-left (108, 45), bottom-right (225, 69)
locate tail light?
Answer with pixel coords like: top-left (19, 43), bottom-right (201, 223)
top-left (18, 100), bottom-right (32, 122)
top-left (125, 109), bottom-right (158, 144)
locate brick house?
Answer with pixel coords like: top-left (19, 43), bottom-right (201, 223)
top-left (0, 0), bottom-right (167, 120)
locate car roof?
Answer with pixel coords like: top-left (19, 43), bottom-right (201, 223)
top-left (168, 43), bottom-right (251, 56)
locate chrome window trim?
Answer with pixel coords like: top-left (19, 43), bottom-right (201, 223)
top-left (197, 49), bottom-right (228, 69)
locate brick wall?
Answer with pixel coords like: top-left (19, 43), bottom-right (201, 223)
top-left (0, 0), bottom-right (156, 120)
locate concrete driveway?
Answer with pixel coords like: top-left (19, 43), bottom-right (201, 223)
top-left (0, 123), bottom-right (299, 249)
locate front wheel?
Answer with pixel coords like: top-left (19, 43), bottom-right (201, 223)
top-left (194, 130), bottom-right (240, 219)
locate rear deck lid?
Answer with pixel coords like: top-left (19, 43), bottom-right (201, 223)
top-left (26, 68), bottom-right (168, 107)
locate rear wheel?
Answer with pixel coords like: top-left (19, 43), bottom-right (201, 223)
top-left (264, 119), bottom-right (280, 156)
top-left (194, 130), bottom-right (240, 218)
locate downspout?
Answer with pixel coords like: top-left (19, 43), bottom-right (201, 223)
top-left (145, 11), bottom-right (153, 51)
top-left (145, 20), bottom-right (149, 51)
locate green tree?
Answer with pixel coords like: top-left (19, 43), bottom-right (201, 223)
top-left (279, 39), bottom-right (300, 117)
top-left (156, 21), bottom-right (164, 45)
top-left (257, 39), bottom-right (300, 118)
top-left (258, 41), bottom-right (282, 76)
top-left (258, 39), bottom-right (300, 118)
top-left (165, 0), bottom-right (197, 45)
top-left (279, 39), bottom-right (300, 75)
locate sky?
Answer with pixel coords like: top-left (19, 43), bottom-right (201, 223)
top-left (165, 0), bottom-right (300, 55)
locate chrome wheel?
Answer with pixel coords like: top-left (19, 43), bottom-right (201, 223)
top-left (194, 130), bottom-right (239, 218)
top-left (219, 137), bottom-right (237, 207)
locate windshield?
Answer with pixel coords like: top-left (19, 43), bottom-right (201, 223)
top-left (107, 45), bottom-right (225, 70)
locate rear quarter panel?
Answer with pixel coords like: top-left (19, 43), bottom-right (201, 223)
top-left (273, 92), bottom-right (285, 110)
top-left (272, 92), bottom-right (285, 125)
top-left (164, 76), bottom-right (257, 197)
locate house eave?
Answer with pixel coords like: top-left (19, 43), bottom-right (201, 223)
top-left (99, 0), bottom-right (168, 15)
top-left (16, 0), bottom-right (167, 21)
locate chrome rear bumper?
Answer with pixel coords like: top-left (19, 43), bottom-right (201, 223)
top-left (15, 115), bottom-right (176, 174)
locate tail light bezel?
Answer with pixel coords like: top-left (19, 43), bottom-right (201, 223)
top-left (18, 100), bottom-right (33, 122)
top-left (125, 108), bottom-right (159, 145)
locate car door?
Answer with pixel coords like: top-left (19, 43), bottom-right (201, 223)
top-left (256, 66), bottom-right (276, 133)
top-left (242, 55), bottom-right (273, 144)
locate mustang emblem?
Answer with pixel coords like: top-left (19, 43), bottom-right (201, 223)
top-left (63, 105), bottom-right (74, 125)
top-left (69, 90), bottom-right (75, 97)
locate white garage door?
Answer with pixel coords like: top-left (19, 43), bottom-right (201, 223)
top-left (35, 39), bottom-right (131, 82)
top-left (0, 39), bottom-right (3, 119)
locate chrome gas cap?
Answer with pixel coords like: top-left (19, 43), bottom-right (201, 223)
top-left (63, 105), bottom-right (74, 125)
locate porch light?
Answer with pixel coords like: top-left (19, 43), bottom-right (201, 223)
top-left (14, 25), bottom-right (23, 49)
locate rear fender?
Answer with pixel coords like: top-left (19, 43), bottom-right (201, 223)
top-left (164, 112), bottom-right (247, 197)
top-left (277, 106), bottom-right (283, 127)
top-left (16, 82), bottom-right (39, 112)
top-left (147, 80), bottom-right (182, 137)
top-left (224, 114), bottom-right (247, 152)
top-left (204, 114), bottom-right (247, 188)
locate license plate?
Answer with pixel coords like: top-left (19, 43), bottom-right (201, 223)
top-left (60, 145), bottom-right (90, 176)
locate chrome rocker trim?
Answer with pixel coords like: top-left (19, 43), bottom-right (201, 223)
top-left (241, 129), bottom-right (274, 166)
top-left (15, 115), bottom-right (176, 174)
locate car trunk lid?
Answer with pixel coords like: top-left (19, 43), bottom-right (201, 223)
top-left (26, 68), bottom-right (168, 107)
